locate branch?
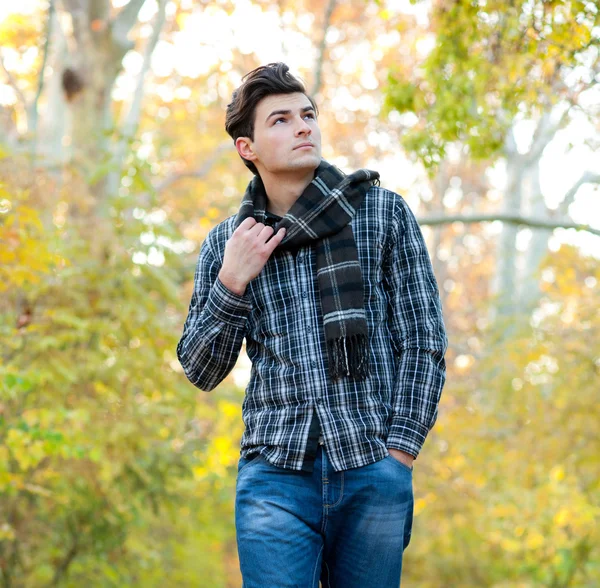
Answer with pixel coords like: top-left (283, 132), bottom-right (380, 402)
top-left (33, 0), bottom-right (54, 109)
top-left (0, 51), bottom-right (28, 111)
top-left (276, 0), bottom-right (288, 58)
top-left (29, 0), bottom-right (55, 148)
top-left (0, 106), bottom-right (19, 147)
top-left (107, 0), bottom-right (166, 196)
top-left (310, 0), bottom-right (337, 96)
top-left (112, 0), bottom-right (148, 48)
top-left (558, 171), bottom-right (600, 217)
top-left (121, 0), bottom-right (166, 138)
top-left (155, 141), bottom-right (235, 193)
top-left (418, 213), bottom-right (600, 237)
top-left (503, 125), bottom-right (518, 157)
top-left (525, 106), bottom-right (570, 165)
top-left (49, 528), bottom-right (79, 587)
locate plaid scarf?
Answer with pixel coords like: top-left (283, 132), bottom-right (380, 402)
top-left (235, 160), bottom-right (380, 380)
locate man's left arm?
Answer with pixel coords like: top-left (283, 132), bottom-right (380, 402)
top-left (383, 195), bottom-right (448, 465)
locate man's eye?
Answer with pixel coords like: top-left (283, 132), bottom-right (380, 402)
top-left (274, 118), bottom-right (286, 124)
top-left (304, 113), bottom-right (315, 119)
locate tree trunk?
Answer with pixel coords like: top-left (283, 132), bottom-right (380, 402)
top-left (431, 159), bottom-right (449, 308)
top-left (522, 162), bottom-right (552, 310)
top-left (38, 9), bottom-right (68, 166)
top-left (67, 15), bottom-right (120, 176)
top-left (496, 129), bottom-right (524, 317)
top-left (61, 0), bottom-right (149, 204)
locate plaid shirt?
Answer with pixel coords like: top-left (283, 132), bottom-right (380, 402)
top-left (177, 186), bottom-right (448, 472)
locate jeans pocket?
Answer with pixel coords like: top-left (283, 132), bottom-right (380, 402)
top-left (237, 453), bottom-right (261, 476)
top-left (386, 454), bottom-right (413, 474)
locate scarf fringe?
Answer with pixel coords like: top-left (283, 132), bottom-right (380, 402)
top-left (327, 334), bottom-right (370, 380)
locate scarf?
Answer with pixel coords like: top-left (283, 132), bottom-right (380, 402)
top-left (235, 160), bottom-right (380, 380)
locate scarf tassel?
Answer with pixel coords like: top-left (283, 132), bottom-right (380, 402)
top-left (327, 334), bottom-right (370, 380)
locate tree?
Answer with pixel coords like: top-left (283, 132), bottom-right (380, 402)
top-left (384, 0), bottom-right (600, 314)
top-left (0, 2), bottom-right (202, 584)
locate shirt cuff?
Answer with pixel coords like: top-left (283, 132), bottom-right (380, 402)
top-left (386, 416), bottom-right (430, 459)
top-left (204, 277), bottom-right (252, 328)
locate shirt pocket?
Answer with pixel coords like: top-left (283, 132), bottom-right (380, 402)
top-left (246, 258), bottom-right (296, 340)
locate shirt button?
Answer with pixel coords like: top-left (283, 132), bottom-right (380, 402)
top-left (306, 326), bottom-right (312, 333)
top-left (302, 291), bottom-right (308, 298)
top-left (310, 360), bottom-right (317, 367)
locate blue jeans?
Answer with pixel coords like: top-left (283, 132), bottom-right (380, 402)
top-left (235, 445), bottom-right (414, 587)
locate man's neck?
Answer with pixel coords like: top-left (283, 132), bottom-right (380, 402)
top-left (260, 168), bottom-right (316, 217)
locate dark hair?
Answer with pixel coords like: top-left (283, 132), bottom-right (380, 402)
top-left (225, 62), bottom-right (318, 175)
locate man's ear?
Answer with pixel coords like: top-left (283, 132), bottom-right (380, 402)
top-left (235, 137), bottom-right (257, 163)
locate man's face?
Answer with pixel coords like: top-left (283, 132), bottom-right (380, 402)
top-left (237, 92), bottom-right (322, 177)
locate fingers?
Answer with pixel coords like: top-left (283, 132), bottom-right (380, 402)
top-left (234, 218), bottom-right (265, 239)
top-left (236, 217), bottom-right (257, 232)
top-left (240, 220), bottom-right (276, 241)
top-left (248, 221), bottom-right (267, 237)
top-left (234, 218), bottom-right (285, 252)
top-left (258, 224), bottom-right (275, 241)
top-left (265, 227), bottom-right (286, 252)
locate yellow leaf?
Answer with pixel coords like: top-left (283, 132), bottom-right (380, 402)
top-left (176, 13), bottom-right (189, 29)
top-left (525, 532), bottom-right (544, 550)
top-left (0, 523), bottom-right (16, 541)
top-left (553, 508), bottom-right (569, 527)
top-left (207, 207), bottom-right (220, 220)
top-left (220, 400), bottom-right (240, 420)
top-left (500, 538), bottom-right (521, 553)
top-left (192, 466), bottom-right (207, 480)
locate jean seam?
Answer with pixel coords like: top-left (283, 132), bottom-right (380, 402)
top-left (323, 561), bottom-right (331, 588)
top-left (312, 543), bottom-right (324, 588)
top-left (321, 444), bottom-right (328, 517)
top-left (328, 472), bottom-right (344, 508)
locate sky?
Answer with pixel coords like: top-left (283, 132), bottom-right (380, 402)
top-left (0, 0), bottom-right (598, 258)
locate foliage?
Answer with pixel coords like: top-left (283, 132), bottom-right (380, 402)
top-left (0, 0), bottom-right (599, 586)
top-left (0, 154), bottom-right (242, 585)
top-left (385, 0), bottom-right (600, 167)
top-left (404, 244), bottom-right (600, 586)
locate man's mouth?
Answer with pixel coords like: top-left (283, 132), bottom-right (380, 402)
top-left (294, 143), bottom-right (314, 150)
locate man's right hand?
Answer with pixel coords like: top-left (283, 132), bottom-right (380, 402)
top-left (218, 217), bottom-right (286, 295)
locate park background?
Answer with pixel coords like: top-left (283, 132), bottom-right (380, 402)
top-left (1, 0), bottom-right (599, 586)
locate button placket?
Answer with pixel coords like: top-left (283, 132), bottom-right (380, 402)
top-left (297, 246), bottom-right (327, 450)
top-left (297, 247), bottom-right (319, 374)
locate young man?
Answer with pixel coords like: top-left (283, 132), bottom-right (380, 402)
top-left (177, 63), bottom-right (448, 587)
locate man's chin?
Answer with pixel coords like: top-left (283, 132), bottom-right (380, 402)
top-left (262, 155), bottom-right (322, 177)
top-left (289, 154), bottom-right (321, 172)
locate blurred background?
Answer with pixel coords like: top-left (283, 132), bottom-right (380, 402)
top-left (0, 0), bottom-right (599, 586)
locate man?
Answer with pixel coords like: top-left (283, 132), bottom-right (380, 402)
top-left (177, 63), bottom-right (448, 587)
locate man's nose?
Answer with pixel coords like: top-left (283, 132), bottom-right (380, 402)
top-left (295, 117), bottom-right (312, 135)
